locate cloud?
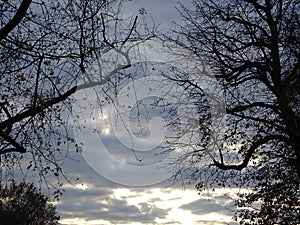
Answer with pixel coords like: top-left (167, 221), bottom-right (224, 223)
top-left (57, 160), bottom-right (238, 225)
top-left (56, 130), bottom-right (238, 224)
top-left (180, 198), bottom-right (232, 216)
top-left (58, 184), bottom-right (168, 224)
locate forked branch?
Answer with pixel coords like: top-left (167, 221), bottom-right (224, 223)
top-left (212, 134), bottom-right (291, 171)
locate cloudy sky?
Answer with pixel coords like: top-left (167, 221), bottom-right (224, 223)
top-left (57, 151), bottom-right (238, 225)
top-left (56, 0), bottom-right (239, 224)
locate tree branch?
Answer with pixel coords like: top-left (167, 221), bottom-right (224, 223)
top-left (0, 70), bottom-right (131, 131)
top-left (0, 0), bottom-right (32, 41)
top-left (0, 130), bottom-right (26, 154)
top-left (121, 16), bottom-right (138, 47)
top-left (227, 102), bottom-right (279, 114)
top-left (212, 135), bottom-right (290, 171)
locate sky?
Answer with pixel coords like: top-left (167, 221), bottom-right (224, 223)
top-left (55, 0), bottom-right (240, 224)
top-left (57, 152), bottom-right (238, 225)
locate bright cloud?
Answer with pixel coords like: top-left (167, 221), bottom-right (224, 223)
top-left (58, 181), bottom-right (238, 224)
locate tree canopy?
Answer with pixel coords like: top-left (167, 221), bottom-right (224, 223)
top-left (0, 181), bottom-right (60, 225)
top-left (166, 0), bottom-right (300, 223)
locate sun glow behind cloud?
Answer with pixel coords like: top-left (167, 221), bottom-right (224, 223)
top-left (102, 127), bottom-right (110, 135)
top-left (75, 183), bottom-right (89, 190)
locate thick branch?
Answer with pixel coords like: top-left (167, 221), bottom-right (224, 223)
top-left (229, 111), bottom-right (284, 131)
top-left (0, 0), bottom-right (32, 41)
top-left (212, 135), bottom-right (290, 171)
top-left (0, 61), bottom-right (132, 131)
top-left (227, 102), bottom-right (279, 114)
top-left (0, 130), bottom-right (26, 154)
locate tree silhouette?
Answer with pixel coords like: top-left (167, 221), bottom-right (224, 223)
top-left (165, 0), bottom-right (299, 223)
top-left (0, 181), bottom-right (59, 225)
top-left (0, 0), bottom-right (155, 186)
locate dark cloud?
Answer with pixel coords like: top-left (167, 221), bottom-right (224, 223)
top-left (104, 200), bottom-right (167, 223)
top-left (58, 184), bottom-right (168, 223)
top-left (180, 198), bottom-right (233, 216)
top-left (195, 220), bottom-right (237, 225)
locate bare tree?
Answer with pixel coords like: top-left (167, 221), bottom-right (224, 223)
top-left (0, 0), bottom-right (155, 188)
top-left (161, 0), bottom-right (299, 223)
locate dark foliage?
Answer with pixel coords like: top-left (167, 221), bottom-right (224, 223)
top-left (0, 181), bottom-right (60, 225)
